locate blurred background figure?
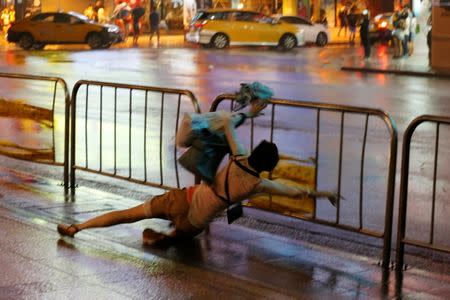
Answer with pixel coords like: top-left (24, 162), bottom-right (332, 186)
top-left (148, 4), bottom-right (160, 47)
top-left (1, 6), bottom-right (11, 36)
top-left (318, 8), bottom-right (328, 26)
top-left (112, 0), bottom-right (132, 40)
top-left (93, 1), bottom-right (107, 24)
top-left (129, 0), bottom-right (146, 46)
top-left (347, 7), bottom-right (358, 45)
top-left (83, 3), bottom-right (95, 20)
top-left (360, 9), bottom-right (370, 59)
top-left (338, 6), bottom-right (348, 37)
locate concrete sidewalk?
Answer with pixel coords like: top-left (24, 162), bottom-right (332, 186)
top-left (1, 164), bottom-right (450, 299)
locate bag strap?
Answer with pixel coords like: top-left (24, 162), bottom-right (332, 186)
top-left (216, 155), bottom-right (259, 206)
top-left (232, 156), bottom-right (260, 178)
top-left (216, 160), bottom-right (233, 205)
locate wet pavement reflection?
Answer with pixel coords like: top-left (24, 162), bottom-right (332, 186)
top-left (1, 38), bottom-right (450, 298)
top-left (0, 166), bottom-right (450, 298)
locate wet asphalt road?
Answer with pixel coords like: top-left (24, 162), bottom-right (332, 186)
top-left (0, 43), bottom-right (449, 250)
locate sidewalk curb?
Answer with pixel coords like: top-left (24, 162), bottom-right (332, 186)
top-left (341, 66), bottom-right (450, 79)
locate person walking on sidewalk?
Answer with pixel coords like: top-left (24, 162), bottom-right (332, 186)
top-left (148, 5), bottom-right (160, 47)
top-left (57, 139), bottom-right (338, 244)
top-left (360, 9), bottom-right (371, 59)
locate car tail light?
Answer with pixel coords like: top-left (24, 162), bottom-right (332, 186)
top-left (193, 20), bottom-right (208, 29)
top-left (378, 21), bottom-right (388, 29)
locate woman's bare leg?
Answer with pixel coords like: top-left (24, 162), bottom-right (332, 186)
top-left (58, 203), bottom-right (149, 237)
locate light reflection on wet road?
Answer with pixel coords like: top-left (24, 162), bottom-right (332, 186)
top-left (0, 45), bottom-right (449, 246)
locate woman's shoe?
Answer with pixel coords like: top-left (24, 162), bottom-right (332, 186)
top-left (57, 224), bottom-right (79, 237)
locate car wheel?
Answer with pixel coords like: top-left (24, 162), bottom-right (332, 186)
top-left (211, 33), bottom-right (228, 49)
top-left (100, 42), bottom-right (112, 49)
top-left (316, 32), bottom-right (328, 47)
top-left (32, 43), bottom-right (46, 50)
top-left (19, 33), bottom-right (34, 50)
top-left (279, 34), bottom-right (297, 51)
top-left (87, 33), bottom-right (103, 49)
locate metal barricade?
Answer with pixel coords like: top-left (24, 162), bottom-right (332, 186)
top-left (396, 115), bottom-right (450, 270)
top-left (70, 80), bottom-right (200, 192)
top-left (210, 94), bottom-right (398, 268)
top-left (0, 72), bottom-right (70, 190)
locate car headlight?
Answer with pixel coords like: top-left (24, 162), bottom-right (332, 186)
top-left (107, 26), bottom-right (119, 33)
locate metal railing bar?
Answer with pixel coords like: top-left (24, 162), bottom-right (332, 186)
top-left (430, 122), bottom-right (440, 244)
top-left (336, 111), bottom-right (345, 224)
top-left (302, 216), bottom-right (384, 238)
top-left (99, 85), bottom-right (103, 172)
top-left (403, 238), bottom-right (450, 254)
top-left (73, 80), bottom-right (200, 113)
top-left (144, 91), bottom-right (148, 182)
top-left (395, 115), bottom-right (450, 270)
top-left (210, 94), bottom-right (397, 269)
top-left (114, 87), bottom-right (117, 175)
top-left (74, 167), bottom-right (177, 191)
top-left (211, 94), bottom-right (394, 121)
top-left (174, 94), bottom-right (181, 188)
top-left (359, 114), bottom-right (369, 230)
top-left (85, 84), bottom-right (89, 169)
top-left (268, 103), bottom-right (276, 209)
top-left (159, 92), bottom-right (165, 185)
top-left (0, 74), bottom-right (70, 189)
top-left (51, 81), bottom-right (57, 162)
top-left (270, 103), bottom-right (275, 143)
top-left (128, 89), bottom-right (132, 179)
top-left (313, 108), bottom-right (320, 219)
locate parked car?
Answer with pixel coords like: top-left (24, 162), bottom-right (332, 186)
top-left (273, 15), bottom-right (330, 46)
top-left (369, 12), bottom-right (394, 44)
top-left (186, 9), bottom-right (305, 50)
top-left (7, 11), bottom-right (123, 50)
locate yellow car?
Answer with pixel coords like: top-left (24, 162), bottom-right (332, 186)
top-left (7, 11), bottom-right (123, 50)
top-left (186, 9), bottom-right (305, 50)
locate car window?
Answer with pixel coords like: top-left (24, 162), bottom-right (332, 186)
top-left (54, 13), bottom-right (71, 24)
top-left (31, 13), bottom-right (54, 22)
top-left (192, 11), bottom-right (209, 21)
top-left (209, 12), bottom-right (230, 20)
top-left (281, 16), bottom-right (310, 25)
top-left (69, 16), bottom-right (83, 24)
top-left (232, 12), bottom-right (259, 22)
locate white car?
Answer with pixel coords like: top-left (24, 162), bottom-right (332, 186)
top-left (274, 15), bottom-right (330, 46)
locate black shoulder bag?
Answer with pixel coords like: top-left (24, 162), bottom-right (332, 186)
top-left (217, 156), bottom-right (259, 224)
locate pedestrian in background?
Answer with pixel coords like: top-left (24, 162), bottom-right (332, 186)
top-left (318, 9), bottom-right (328, 27)
top-left (129, 0), bottom-right (146, 46)
top-left (347, 7), bottom-right (358, 45)
top-left (112, 0), bottom-right (132, 40)
top-left (401, 5), bottom-right (411, 56)
top-left (360, 9), bottom-right (371, 59)
top-left (1, 6), bottom-right (11, 36)
top-left (148, 4), bottom-right (160, 47)
top-left (407, 6), bottom-right (417, 56)
top-left (93, 1), bottom-right (107, 24)
top-left (337, 6), bottom-right (348, 37)
top-left (392, 8), bottom-right (406, 58)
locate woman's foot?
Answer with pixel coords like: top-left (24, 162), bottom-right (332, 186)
top-left (57, 224), bottom-right (79, 237)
